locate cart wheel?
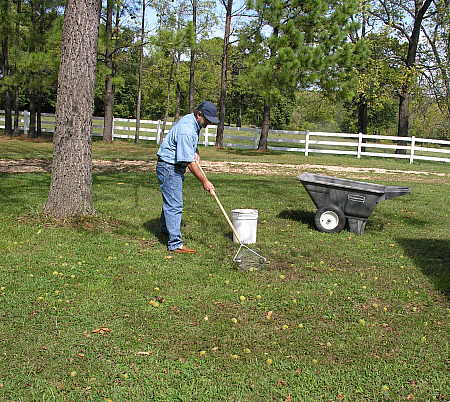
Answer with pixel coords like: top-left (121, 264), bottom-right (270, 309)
top-left (314, 208), bottom-right (346, 233)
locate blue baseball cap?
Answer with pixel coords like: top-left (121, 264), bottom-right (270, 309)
top-left (197, 101), bottom-right (219, 124)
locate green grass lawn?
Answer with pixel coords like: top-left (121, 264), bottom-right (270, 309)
top-left (1, 166), bottom-right (449, 400)
top-left (0, 135), bottom-right (449, 400)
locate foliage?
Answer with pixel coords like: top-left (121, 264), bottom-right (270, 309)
top-left (290, 91), bottom-right (344, 132)
top-left (237, 0), bottom-right (366, 133)
top-left (0, 0), bottom-right (448, 138)
top-left (0, 1), bottom-right (63, 110)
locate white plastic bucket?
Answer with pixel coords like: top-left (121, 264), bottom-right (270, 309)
top-left (231, 209), bottom-right (259, 244)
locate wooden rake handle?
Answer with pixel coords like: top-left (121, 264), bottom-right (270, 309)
top-left (197, 163), bottom-right (242, 244)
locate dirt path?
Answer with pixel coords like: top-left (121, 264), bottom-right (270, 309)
top-left (0, 158), bottom-right (449, 182)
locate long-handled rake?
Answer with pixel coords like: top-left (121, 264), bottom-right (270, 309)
top-left (197, 163), bottom-right (267, 269)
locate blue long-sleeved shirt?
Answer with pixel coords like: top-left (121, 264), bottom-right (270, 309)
top-left (157, 113), bottom-right (201, 165)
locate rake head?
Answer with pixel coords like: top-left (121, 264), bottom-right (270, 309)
top-left (233, 244), bottom-right (267, 271)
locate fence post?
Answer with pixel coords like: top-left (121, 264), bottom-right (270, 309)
top-left (204, 125), bottom-right (209, 146)
top-left (409, 136), bottom-right (416, 164)
top-left (112, 117), bottom-right (115, 141)
top-left (156, 120), bottom-right (161, 144)
top-left (254, 130), bottom-right (259, 149)
top-left (305, 131), bottom-right (310, 156)
top-left (357, 132), bottom-right (363, 159)
top-left (23, 110), bottom-right (30, 135)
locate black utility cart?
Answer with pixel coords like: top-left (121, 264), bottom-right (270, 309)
top-left (298, 173), bottom-right (411, 235)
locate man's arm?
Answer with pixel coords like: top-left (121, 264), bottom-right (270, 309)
top-left (187, 162), bottom-right (215, 192)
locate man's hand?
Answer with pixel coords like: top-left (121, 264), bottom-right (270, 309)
top-left (194, 152), bottom-right (200, 163)
top-left (187, 161), bottom-right (214, 193)
top-left (203, 179), bottom-right (215, 193)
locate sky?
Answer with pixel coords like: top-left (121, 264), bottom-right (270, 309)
top-left (141, 0), bottom-right (249, 39)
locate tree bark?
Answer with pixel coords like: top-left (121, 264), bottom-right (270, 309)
top-left (397, 90), bottom-right (409, 137)
top-left (44, 0), bottom-right (100, 219)
top-left (257, 103), bottom-right (270, 151)
top-left (103, 0), bottom-right (114, 142)
top-left (358, 100), bottom-right (368, 152)
top-left (215, 0), bottom-right (233, 148)
top-left (188, 0), bottom-right (197, 112)
top-left (358, 101), bottom-right (368, 134)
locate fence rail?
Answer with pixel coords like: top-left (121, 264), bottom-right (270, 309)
top-left (1, 111), bottom-right (449, 164)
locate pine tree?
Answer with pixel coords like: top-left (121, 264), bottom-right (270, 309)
top-left (44, 0), bottom-right (101, 218)
top-left (242, 0), bottom-right (363, 151)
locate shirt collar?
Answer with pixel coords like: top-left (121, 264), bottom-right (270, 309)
top-left (191, 113), bottom-right (201, 133)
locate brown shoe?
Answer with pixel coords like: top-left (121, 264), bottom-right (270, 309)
top-left (171, 246), bottom-right (196, 254)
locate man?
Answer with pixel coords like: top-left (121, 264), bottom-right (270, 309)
top-left (156, 101), bottom-right (219, 254)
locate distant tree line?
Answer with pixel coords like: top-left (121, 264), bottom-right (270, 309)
top-left (1, 0), bottom-right (448, 146)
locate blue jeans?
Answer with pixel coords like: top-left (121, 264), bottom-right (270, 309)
top-left (156, 161), bottom-right (186, 251)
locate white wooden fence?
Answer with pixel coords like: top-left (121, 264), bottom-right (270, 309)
top-left (1, 110), bottom-right (449, 164)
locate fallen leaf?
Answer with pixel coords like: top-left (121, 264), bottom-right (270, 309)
top-left (285, 394), bottom-right (293, 402)
top-left (92, 327), bottom-right (112, 335)
top-left (137, 351), bottom-right (151, 356)
top-left (165, 256), bottom-right (173, 259)
top-left (406, 395), bottom-right (414, 400)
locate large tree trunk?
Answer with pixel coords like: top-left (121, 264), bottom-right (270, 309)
top-left (397, 90), bottom-right (409, 135)
top-left (358, 101), bottom-right (368, 134)
top-left (395, 91), bottom-right (410, 154)
top-left (358, 100), bottom-right (368, 152)
top-left (215, 0), bottom-right (233, 148)
top-left (102, 0), bottom-right (114, 142)
top-left (257, 103), bottom-right (270, 151)
top-left (188, 0), bottom-right (197, 112)
top-left (44, 0), bottom-right (100, 219)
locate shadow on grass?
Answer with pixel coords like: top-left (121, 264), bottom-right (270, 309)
top-left (277, 209), bottom-right (315, 229)
top-left (398, 238), bottom-right (450, 300)
top-left (143, 218), bottom-right (168, 246)
top-left (0, 173), bottom-right (50, 208)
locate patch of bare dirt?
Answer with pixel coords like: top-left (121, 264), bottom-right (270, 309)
top-left (0, 158), bottom-right (449, 183)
